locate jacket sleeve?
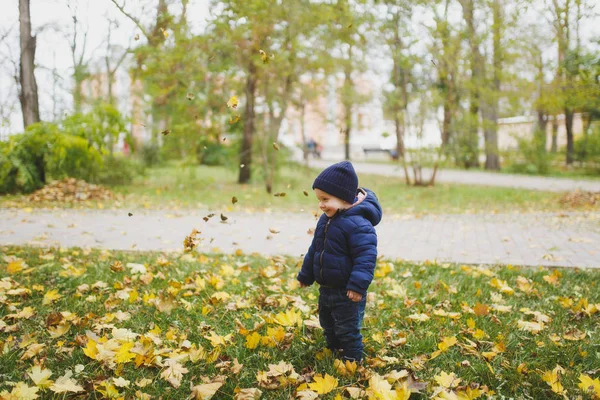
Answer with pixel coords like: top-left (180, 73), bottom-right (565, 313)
top-left (346, 222), bottom-right (377, 296)
top-left (297, 234), bottom-right (316, 286)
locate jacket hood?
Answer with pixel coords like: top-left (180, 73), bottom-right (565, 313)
top-left (344, 188), bottom-right (382, 226)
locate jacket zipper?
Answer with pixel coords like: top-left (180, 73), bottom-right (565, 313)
top-left (319, 218), bottom-right (331, 282)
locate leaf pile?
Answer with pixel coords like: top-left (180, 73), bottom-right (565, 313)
top-left (27, 178), bottom-right (119, 203)
top-left (0, 247), bottom-right (599, 399)
top-left (559, 190), bottom-right (600, 207)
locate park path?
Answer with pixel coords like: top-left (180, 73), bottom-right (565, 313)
top-left (309, 159), bottom-right (600, 192)
top-left (1, 208), bottom-right (599, 268)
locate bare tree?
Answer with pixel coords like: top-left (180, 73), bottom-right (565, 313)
top-left (18, 0), bottom-right (40, 128)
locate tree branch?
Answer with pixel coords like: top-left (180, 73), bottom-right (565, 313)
top-left (109, 0), bottom-right (149, 40)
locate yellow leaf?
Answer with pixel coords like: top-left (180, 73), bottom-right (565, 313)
top-left (481, 351), bottom-right (497, 361)
top-left (227, 96), bottom-right (238, 110)
top-left (27, 366), bottom-right (53, 389)
top-left (160, 359), bottom-right (188, 388)
top-left (83, 339), bottom-right (98, 360)
top-left (274, 309), bottom-right (302, 327)
top-left (438, 336), bottom-right (457, 352)
top-left (204, 331), bottom-right (232, 348)
top-left (49, 371), bottom-right (84, 393)
top-left (407, 313), bottom-right (430, 322)
top-left (473, 303), bottom-right (489, 316)
top-left (489, 278), bottom-right (514, 295)
top-left (115, 342), bottom-right (136, 363)
top-left (434, 371), bottom-right (461, 389)
top-left (21, 343), bottom-right (45, 360)
top-left (42, 289), bottom-right (62, 305)
top-left (563, 328), bottom-right (586, 341)
top-left (234, 388), bottom-right (262, 400)
top-left (334, 359), bottom-right (357, 376)
top-left (190, 381), bottom-right (224, 400)
top-left (541, 366), bottom-right (566, 395)
top-left (245, 332), bottom-right (261, 349)
top-left (578, 374), bottom-right (600, 397)
top-left (8, 382), bottom-right (39, 400)
top-left (47, 322), bottom-right (70, 338)
top-left (7, 260), bottom-right (24, 274)
top-left (456, 387), bottom-right (484, 399)
top-left (517, 320), bottom-right (545, 334)
top-left (472, 329), bottom-right (486, 340)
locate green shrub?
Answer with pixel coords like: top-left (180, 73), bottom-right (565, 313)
top-left (0, 122), bottom-right (104, 194)
top-left (503, 133), bottom-right (551, 175)
top-left (574, 126), bottom-right (600, 173)
top-left (139, 141), bottom-right (162, 167)
top-left (96, 154), bottom-right (145, 186)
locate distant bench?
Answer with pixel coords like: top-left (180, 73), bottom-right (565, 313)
top-left (363, 148), bottom-right (398, 160)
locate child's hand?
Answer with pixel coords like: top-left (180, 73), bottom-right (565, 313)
top-left (298, 281), bottom-right (309, 288)
top-left (346, 290), bottom-right (362, 302)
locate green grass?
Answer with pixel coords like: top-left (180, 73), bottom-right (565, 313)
top-left (2, 161), bottom-right (596, 215)
top-left (1, 246), bottom-right (599, 399)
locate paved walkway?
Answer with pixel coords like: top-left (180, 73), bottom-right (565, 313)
top-left (1, 209), bottom-right (598, 268)
top-left (309, 159), bottom-right (600, 192)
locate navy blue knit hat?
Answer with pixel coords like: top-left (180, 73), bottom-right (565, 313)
top-left (312, 161), bottom-right (358, 204)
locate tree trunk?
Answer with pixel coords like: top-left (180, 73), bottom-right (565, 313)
top-left (536, 109), bottom-right (548, 151)
top-left (394, 114), bottom-right (405, 159)
top-left (239, 62), bottom-right (257, 184)
top-left (300, 101), bottom-right (309, 164)
top-left (551, 116), bottom-right (558, 153)
top-left (460, 0), bottom-right (481, 168)
top-left (483, 0), bottom-right (501, 171)
top-left (565, 108), bottom-right (574, 164)
top-left (343, 67), bottom-right (352, 161)
top-left (19, 0), bottom-right (40, 128)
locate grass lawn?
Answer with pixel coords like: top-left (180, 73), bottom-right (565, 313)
top-left (1, 245), bottom-right (599, 399)
top-left (2, 162), bottom-right (595, 215)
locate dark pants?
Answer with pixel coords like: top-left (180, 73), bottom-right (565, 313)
top-left (318, 287), bottom-right (366, 362)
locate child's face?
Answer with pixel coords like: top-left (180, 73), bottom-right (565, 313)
top-left (314, 188), bottom-right (350, 217)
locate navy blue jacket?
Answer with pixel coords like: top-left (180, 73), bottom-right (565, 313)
top-left (297, 188), bottom-right (382, 296)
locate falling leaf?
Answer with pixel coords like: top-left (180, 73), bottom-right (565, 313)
top-left (220, 214), bottom-right (228, 222)
top-left (274, 192), bottom-right (286, 197)
top-left (134, 34), bottom-right (140, 41)
top-left (227, 96), bottom-right (238, 109)
top-left (273, 142), bottom-right (280, 151)
top-left (160, 27), bottom-right (169, 38)
top-left (161, 129), bottom-right (171, 136)
top-left (187, 93), bottom-right (195, 101)
top-left (128, 212), bottom-right (133, 217)
top-left (269, 228), bottom-right (280, 234)
top-left (303, 190), bottom-right (309, 196)
top-left (232, 197), bottom-right (238, 204)
top-left (229, 114), bottom-right (241, 124)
